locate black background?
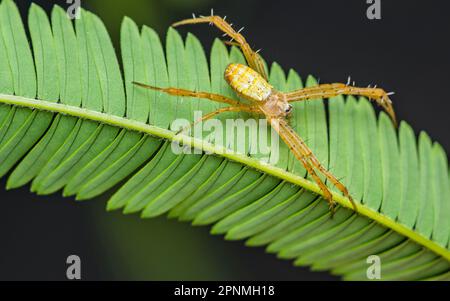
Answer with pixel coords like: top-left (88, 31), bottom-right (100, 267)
top-left (0, 0), bottom-right (449, 280)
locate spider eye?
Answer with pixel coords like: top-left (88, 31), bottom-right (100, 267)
top-left (285, 104), bottom-right (293, 113)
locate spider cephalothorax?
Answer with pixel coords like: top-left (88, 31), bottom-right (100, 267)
top-left (133, 13), bottom-right (398, 213)
top-left (261, 91), bottom-right (292, 118)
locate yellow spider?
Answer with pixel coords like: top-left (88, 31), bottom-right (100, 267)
top-left (133, 13), bottom-right (397, 213)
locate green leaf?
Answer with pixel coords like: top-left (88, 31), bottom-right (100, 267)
top-left (0, 0), bottom-right (449, 280)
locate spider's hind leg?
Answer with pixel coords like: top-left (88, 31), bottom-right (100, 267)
top-left (172, 14), bottom-right (268, 80)
top-left (284, 83), bottom-right (397, 126)
top-left (176, 105), bottom-right (262, 135)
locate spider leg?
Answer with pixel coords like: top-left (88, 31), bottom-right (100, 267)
top-left (223, 40), bottom-right (240, 47)
top-left (133, 81), bottom-right (241, 107)
top-left (272, 118), bottom-right (358, 213)
top-left (284, 83), bottom-right (397, 126)
top-left (172, 15), bottom-right (268, 80)
top-left (177, 105), bottom-right (262, 135)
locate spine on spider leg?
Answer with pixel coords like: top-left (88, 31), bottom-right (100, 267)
top-left (270, 118), bottom-right (335, 207)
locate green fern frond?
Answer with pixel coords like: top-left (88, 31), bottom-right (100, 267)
top-left (0, 0), bottom-right (449, 280)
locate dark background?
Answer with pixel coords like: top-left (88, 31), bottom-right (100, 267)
top-left (0, 0), bottom-right (449, 280)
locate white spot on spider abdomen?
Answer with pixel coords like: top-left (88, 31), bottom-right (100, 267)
top-left (224, 63), bottom-right (272, 101)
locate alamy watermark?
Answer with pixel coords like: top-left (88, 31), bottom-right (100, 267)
top-left (66, 255), bottom-right (81, 280)
top-left (66, 0), bottom-right (81, 20)
top-left (170, 112), bottom-right (280, 164)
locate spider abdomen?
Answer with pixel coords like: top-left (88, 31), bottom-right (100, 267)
top-left (224, 63), bottom-right (273, 102)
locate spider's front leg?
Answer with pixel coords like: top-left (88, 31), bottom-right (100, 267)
top-left (132, 81), bottom-right (241, 106)
top-left (284, 83), bottom-right (397, 126)
top-left (172, 13), bottom-right (268, 80)
top-left (270, 117), bottom-right (358, 213)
